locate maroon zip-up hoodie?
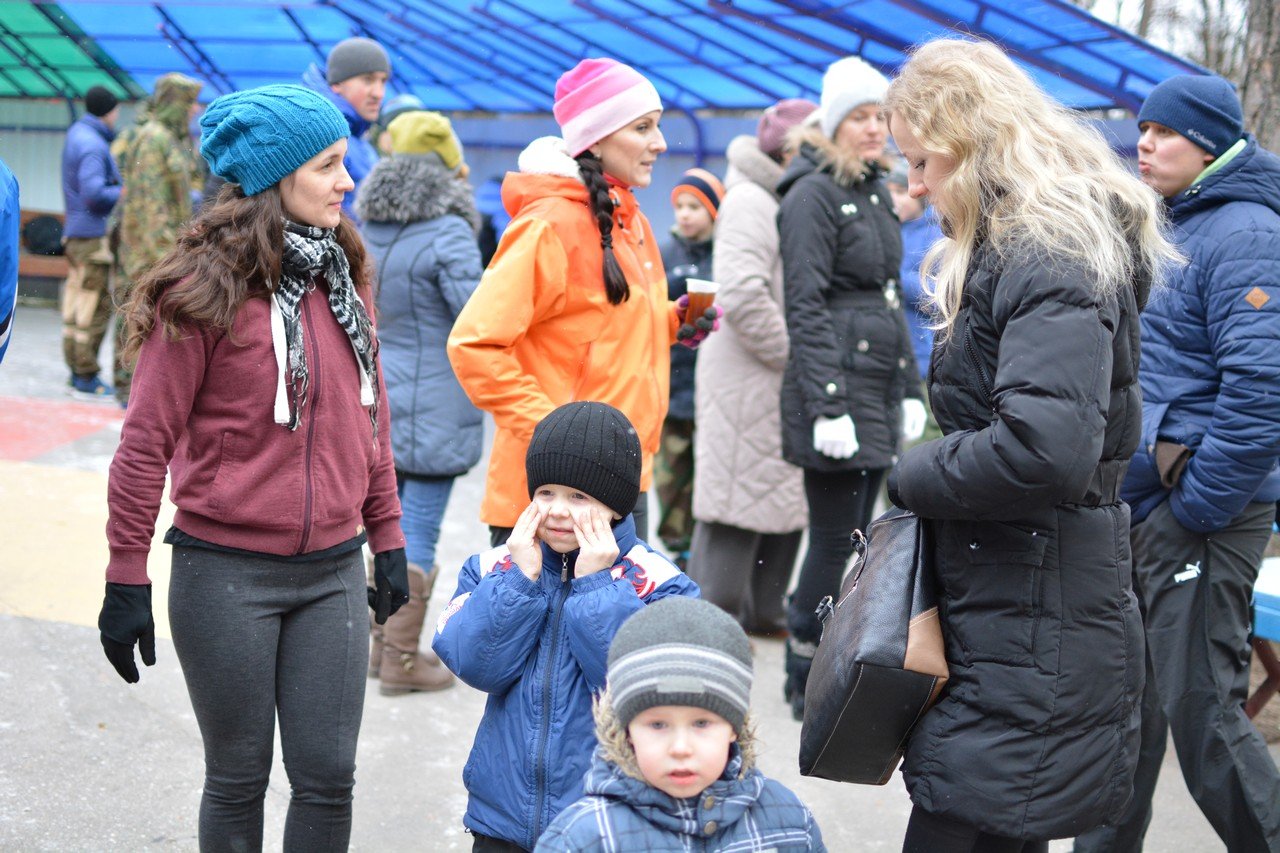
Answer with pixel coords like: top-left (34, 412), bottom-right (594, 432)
top-left (106, 282), bottom-right (404, 584)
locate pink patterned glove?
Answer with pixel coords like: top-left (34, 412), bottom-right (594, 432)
top-left (675, 294), bottom-right (723, 350)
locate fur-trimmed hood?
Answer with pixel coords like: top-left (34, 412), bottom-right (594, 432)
top-left (516, 135), bottom-right (583, 180)
top-left (777, 122), bottom-right (883, 196)
top-left (498, 135), bottom-right (648, 229)
top-left (355, 155), bottom-right (480, 229)
top-left (725, 134), bottom-right (785, 197)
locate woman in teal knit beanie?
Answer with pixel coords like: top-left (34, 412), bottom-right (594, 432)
top-left (98, 83), bottom-right (409, 852)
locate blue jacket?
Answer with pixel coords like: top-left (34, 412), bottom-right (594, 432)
top-left (433, 517), bottom-right (700, 849)
top-left (659, 231), bottom-right (713, 421)
top-left (1121, 135), bottom-right (1280, 531)
top-left (899, 212), bottom-right (942, 380)
top-left (61, 114), bottom-right (121, 239)
top-left (0, 158), bottom-right (17, 363)
top-left (301, 64), bottom-right (379, 222)
top-left (536, 746), bottom-right (824, 852)
top-left (356, 154), bottom-right (485, 477)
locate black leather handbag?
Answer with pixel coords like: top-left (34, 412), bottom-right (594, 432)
top-left (798, 507), bottom-right (948, 785)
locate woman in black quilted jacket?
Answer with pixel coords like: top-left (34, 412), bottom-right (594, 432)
top-left (883, 39), bottom-right (1180, 852)
top-left (776, 55), bottom-right (924, 719)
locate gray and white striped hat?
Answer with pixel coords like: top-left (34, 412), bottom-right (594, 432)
top-left (607, 597), bottom-right (753, 733)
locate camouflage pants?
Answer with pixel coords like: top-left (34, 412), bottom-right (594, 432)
top-left (654, 416), bottom-right (695, 558)
top-left (60, 237), bottom-right (113, 378)
top-left (112, 249), bottom-right (155, 407)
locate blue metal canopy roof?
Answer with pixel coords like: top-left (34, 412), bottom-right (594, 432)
top-left (4, 0), bottom-right (1206, 112)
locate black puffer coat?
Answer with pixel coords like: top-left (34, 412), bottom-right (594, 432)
top-left (777, 143), bottom-right (918, 471)
top-left (888, 241), bottom-right (1148, 840)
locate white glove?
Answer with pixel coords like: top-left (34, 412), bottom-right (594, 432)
top-left (901, 398), bottom-right (927, 442)
top-left (813, 414), bottom-right (859, 459)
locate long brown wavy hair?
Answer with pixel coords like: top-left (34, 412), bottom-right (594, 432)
top-left (119, 182), bottom-right (372, 365)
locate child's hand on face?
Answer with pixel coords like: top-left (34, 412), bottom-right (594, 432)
top-left (509, 501), bottom-right (546, 582)
top-left (571, 506), bottom-right (620, 577)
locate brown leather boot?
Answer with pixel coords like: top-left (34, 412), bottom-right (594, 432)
top-left (378, 562), bottom-right (455, 695)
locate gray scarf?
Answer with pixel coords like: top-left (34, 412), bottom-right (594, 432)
top-left (270, 221), bottom-right (377, 432)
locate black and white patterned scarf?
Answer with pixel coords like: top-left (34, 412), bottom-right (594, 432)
top-left (270, 221), bottom-right (378, 432)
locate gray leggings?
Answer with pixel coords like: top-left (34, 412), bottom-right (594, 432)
top-left (169, 546), bottom-right (368, 853)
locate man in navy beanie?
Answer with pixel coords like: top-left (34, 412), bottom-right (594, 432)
top-left (1075, 74), bottom-right (1280, 853)
top-left (300, 36), bottom-right (392, 221)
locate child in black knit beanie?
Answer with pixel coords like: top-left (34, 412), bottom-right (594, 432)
top-left (433, 401), bottom-right (701, 851)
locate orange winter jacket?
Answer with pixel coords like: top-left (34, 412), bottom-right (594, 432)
top-left (448, 144), bottom-right (679, 527)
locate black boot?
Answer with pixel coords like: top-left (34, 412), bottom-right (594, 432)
top-left (784, 637), bottom-right (816, 722)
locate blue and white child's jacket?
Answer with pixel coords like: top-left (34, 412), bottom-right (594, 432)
top-left (535, 745), bottom-right (826, 852)
top-left (433, 516), bottom-right (699, 849)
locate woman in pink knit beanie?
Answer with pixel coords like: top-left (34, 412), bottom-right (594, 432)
top-left (448, 58), bottom-right (722, 554)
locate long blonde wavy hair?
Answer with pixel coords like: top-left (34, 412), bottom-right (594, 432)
top-left (883, 39), bottom-right (1181, 336)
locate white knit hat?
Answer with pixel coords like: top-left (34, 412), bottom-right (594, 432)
top-left (819, 56), bottom-right (889, 139)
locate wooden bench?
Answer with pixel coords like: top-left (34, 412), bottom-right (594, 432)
top-left (17, 209), bottom-right (69, 280)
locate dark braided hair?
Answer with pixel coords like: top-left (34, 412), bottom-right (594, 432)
top-left (575, 152), bottom-right (630, 305)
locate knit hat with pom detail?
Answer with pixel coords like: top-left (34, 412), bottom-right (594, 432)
top-left (553, 58), bottom-right (662, 157)
top-left (608, 597), bottom-right (754, 734)
top-left (526, 401), bottom-right (641, 519)
top-left (819, 55), bottom-right (889, 139)
top-left (200, 84), bottom-right (349, 197)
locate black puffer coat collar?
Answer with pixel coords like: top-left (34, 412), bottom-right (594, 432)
top-left (777, 141), bottom-right (884, 196)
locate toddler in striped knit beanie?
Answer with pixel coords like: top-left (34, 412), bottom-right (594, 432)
top-left (536, 596), bottom-right (825, 850)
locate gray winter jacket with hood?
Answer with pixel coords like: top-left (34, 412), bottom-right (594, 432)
top-left (693, 135), bottom-right (807, 534)
top-left (356, 155), bottom-right (484, 478)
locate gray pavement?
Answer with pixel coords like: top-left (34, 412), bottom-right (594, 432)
top-left (2, 302), bottom-right (1266, 851)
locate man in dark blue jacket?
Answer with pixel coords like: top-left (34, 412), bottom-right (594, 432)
top-left (60, 85), bottom-right (121, 397)
top-left (1076, 75), bottom-right (1280, 853)
top-left (301, 37), bottom-right (390, 223)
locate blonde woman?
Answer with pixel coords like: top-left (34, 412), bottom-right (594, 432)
top-left (882, 39), bottom-right (1180, 851)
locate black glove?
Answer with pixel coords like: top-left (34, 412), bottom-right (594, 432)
top-left (367, 548), bottom-right (410, 625)
top-left (98, 582), bottom-right (156, 684)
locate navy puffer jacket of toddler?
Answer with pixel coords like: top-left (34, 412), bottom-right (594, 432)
top-left (660, 231), bottom-right (713, 421)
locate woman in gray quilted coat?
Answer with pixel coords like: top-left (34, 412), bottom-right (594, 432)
top-left (686, 99), bottom-right (817, 638)
top-left (356, 110), bottom-right (483, 696)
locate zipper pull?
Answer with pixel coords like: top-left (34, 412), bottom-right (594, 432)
top-left (561, 554), bottom-right (569, 583)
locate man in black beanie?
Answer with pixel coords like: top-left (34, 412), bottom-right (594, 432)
top-left (1075, 74), bottom-right (1280, 853)
top-left (59, 84), bottom-right (123, 398)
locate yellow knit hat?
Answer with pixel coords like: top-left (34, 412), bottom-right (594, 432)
top-left (387, 110), bottom-right (464, 171)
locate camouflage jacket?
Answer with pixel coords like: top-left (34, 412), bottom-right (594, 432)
top-left (116, 121), bottom-right (194, 279)
top-left (114, 72), bottom-right (202, 280)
